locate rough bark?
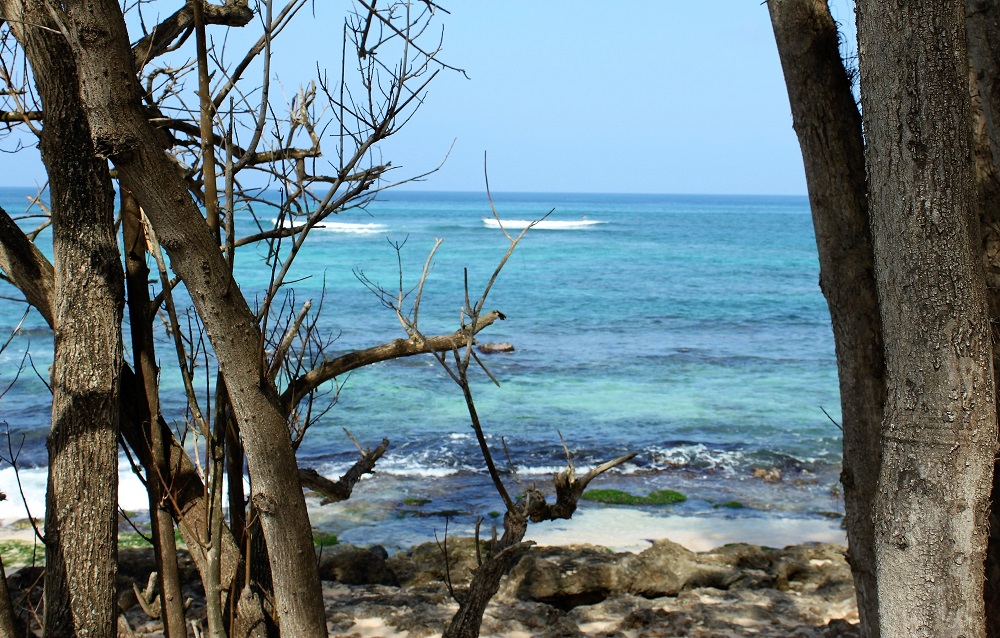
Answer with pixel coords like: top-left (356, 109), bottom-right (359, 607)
top-left (55, 1), bottom-right (326, 633)
top-left (443, 515), bottom-right (529, 638)
top-left (121, 188), bottom-right (187, 638)
top-left (0, 211), bottom-right (54, 326)
top-left (857, 1), bottom-right (998, 635)
top-left (964, 3), bottom-right (1000, 633)
top-left (766, 2), bottom-right (885, 636)
top-left (0, 3), bottom-right (125, 636)
top-left (0, 139), bottom-right (243, 622)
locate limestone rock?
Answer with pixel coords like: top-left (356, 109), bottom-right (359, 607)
top-left (387, 537), bottom-right (492, 588)
top-left (621, 538), bottom-right (741, 597)
top-left (318, 545), bottom-right (399, 586)
top-left (503, 544), bottom-right (624, 609)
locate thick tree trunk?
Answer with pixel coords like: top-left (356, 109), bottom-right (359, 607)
top-left (1, 3), bottom-right (125, 637)
top-left (766, 3), bottom-right (884, 636)
top-left (858, 1), bottom-right (998, 635)
top-left (964, 3), bottom-right (1000, 633)
top-left (55, 1), bottom-right (326, 634)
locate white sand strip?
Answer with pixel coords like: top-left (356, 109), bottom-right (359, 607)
top-left (527, 508), bottom-right (846, 553)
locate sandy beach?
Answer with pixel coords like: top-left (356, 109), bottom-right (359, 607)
top-left (526, 507), bottom-right (846, 553)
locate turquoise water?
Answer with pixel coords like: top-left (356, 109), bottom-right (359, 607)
top-left (0, 188), bottom-right (844, 545)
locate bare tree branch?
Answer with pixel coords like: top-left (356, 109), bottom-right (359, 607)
top-left (280, 309), bottom-right (505, 409)
top-left (132, 0), bottom-right (254, 69)
top-left (298, 437), bottom-right (390, 504)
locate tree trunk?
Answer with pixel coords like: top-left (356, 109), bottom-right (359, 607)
top-left (443, 515), bottom-right (528, 638)
top-left (857, 1), bottom-right (997, 635)
top-left (55, 1), bottom-right (326, 634)
top-left (766, 2), bottom-right (885, 636)
top-left (0, 3), bottom-right (125, 637)
top-left (121, 188), bottom-right (187, 638)
top-left (964, 3), bottom-right (1000, 633)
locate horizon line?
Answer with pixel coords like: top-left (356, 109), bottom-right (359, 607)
top-left (0, 185), bottom-right (809, 199)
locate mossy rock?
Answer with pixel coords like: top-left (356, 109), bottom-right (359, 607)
top-left (581, 489), bottom-right (646, 505)
top-left (581, 488), bottom-right (688, 506)
top-left (487, 511), bottom-right (501, 519)
top-left (403, 497), bottom-right (432, 507)
top-left (313, 532), bottom-right (339, 547)
top-left (715, 501), bottom-right (745, 509)
top-left (645, 489), bottom-right (687, 505)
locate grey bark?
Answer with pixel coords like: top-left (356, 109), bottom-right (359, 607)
top-left (964, 3), bottom-right (1000, 632)
top-left (766, 2), bottom-right (884, 636)
top-left (121, 188), bottom-right (187, 638)
top-left (857, 0), bottom-right (997, 635)
top-left (53, 1), bottom-right (326, 633)
top-left (0, 3), bottom-right (125, 637)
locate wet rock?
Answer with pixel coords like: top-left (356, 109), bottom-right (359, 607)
top-left (753, 466), bottom-right (783, 482)
top-left (478, 342), bottom-right (515, 354)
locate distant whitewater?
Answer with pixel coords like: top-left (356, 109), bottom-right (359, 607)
top-left (272, 218), bottom-right (387, 234)
top-left (482, 217), bottom-right (604, 230)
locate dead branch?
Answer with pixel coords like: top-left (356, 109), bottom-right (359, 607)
top-left (0, 206), bottom-right (54, 326)
top-left (267, 299), bottom-right (311, 382)
top-left (523, 452), bottom-right (638, 523)
top-left (0, 110), bottom-right (41, 122)
top-left (298, 437), bottom-right (389, 504)
top-left (279, 309), bottom-right (505, 409)
top-left (132, 0), bottom-right (254, 68)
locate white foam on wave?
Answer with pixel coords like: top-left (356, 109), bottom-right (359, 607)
top-left (482, 218), bottom-right (605, 230)
top-left (646, 443), bottom-right (745, 475)
top-left (318, 222), bottom-right (387, 235)
top-left (270, 218), bottom-right (388, 234)
top-left (0, 460), bottom-right (151, 525)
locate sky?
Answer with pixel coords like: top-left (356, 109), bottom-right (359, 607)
top-left (0, 1), bottom-right (858, 196)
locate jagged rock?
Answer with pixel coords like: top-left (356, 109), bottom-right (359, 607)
top-left (478, 341), bottom-right (515, 354)
top-left (503, 544), bottom-right (624, 609)
top-left (318, 546), bottom-right (399, 586)
top-left (10, 536), bottom-right (859, 637)
top-left (771, 543), bottom-right (851, 595)
top-left (387, 536), bottom-right (493, 588)
top-left (323, 583), bottom-right (454, 636)
top-left (482, 599), bottom-right (582, 637)
top-left (621, 538), bottom-right (741, 597)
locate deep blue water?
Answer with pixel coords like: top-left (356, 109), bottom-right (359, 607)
top-left (0, 188), bottom-right (844, 544)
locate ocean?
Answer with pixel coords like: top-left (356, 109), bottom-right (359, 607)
top-left (0, 188), bottom-right (844, 549)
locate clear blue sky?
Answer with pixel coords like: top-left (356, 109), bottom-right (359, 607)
top-left (0, 1), bottom-right (858, 195)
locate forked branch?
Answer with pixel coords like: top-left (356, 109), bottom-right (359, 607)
top-left (298, 436), bottom-right (390, 505)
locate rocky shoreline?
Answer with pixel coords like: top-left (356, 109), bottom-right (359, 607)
top-left (7, 536), bottom-right (860, 637)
